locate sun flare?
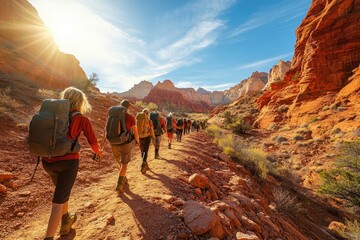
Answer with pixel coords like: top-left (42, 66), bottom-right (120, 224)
top-left (32, 1), bottom-right (101, 55)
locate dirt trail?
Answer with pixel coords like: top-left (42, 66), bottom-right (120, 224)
top-left (6, 131), bottom-right (208, 240)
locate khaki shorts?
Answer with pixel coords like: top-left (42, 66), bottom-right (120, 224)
top-left (111, 142), bottom-right (133, 165)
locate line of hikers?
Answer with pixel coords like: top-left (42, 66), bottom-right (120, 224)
top-left (27, 87), bottom-right (205, 240)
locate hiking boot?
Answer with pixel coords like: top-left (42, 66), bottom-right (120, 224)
top-left (155, 153), bottom-right (160, 159)
top-left (60, 212), bottom-right (77, 236)
top-left (168, 143), bottom-right (171, 149)
top-left (115, 176), bottom-right (127, 192)
top-left (141, 162), bottom-right (149, 174)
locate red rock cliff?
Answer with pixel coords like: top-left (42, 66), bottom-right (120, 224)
top-left (256, 0), bottom-right (360, 130)
top-left (0, 0), bottom-right (88, 89)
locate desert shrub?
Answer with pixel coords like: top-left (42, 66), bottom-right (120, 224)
top-left (296, 127), bottom-right (311, 135)
top-left (230, 116), bottom-right (250, 134)
top-left (292, 72), bottom-right (300, 81)
top-left (206, 128), bottom-right (270, 179)
top-left (310, 117), bottom-right (318, 123)
top-left (146, 102), bottom-right (158, 111)
top-left (238, 148), bottom-right (270, 179)
top-left (341, 219), bottom-right (360, 240)
top-left (135, 101), bottom-right (145, 107)
top-left (293, 135), bottom-right (304, 141)
top-left (222, 110), bottom-right (232, 125)
top-left (322, 105), bottom-right (330, 111)
top-left (273, 136), bottom-right (288, 144)
top-left (205, 124), bottom-right (222, 138)
top-left (273, 188), bottom-right (302, 213)
top-left (278, 104), bottom-right (289, 113)
top-left (319, 141), bottom-right (360, 208)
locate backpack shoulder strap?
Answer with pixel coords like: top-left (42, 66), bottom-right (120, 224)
top-left (120, 110), bottom-right (127, 133)
top-left (69, 111), bottom-right (82, 151)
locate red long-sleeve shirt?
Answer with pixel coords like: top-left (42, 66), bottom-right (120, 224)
top-left (44, 111), bottom-right (100, 162)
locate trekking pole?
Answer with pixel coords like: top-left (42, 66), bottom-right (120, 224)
top-left (29, 156), bottom-right (40, 183)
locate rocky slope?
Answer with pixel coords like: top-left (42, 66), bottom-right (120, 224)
top-left (0, 0), bottom-right (88, 89)
top-left (223, 71), bottom-right (268, 101)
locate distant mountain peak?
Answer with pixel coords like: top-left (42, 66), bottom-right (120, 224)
top-left (197, 87), bottom-right (210, 94)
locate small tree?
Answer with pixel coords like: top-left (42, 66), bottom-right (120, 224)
top-left (88, 72), bottom-right (99, 86)
top-left (319, 141), bottom-right (360, 208)
top-left (222, 110), bottom-right (232, 125)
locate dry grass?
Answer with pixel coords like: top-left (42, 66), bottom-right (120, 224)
top-left (273, 188), bottom-right (303, 213)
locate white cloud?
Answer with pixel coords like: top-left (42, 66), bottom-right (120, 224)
top-left (203, 83), bottom-right (236, 91)
top-left (237, 52), bottom-right (293, 70)
top-left (228, 0), bottom-right (309, 39)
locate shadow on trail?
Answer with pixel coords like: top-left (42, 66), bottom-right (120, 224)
top-left (57, 229), bottom-right (76, 240)
top-left (118, 188), bottom-right (180, 240)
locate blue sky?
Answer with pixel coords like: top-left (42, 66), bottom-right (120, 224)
top-left (29, 0), bottom-right (311, 93)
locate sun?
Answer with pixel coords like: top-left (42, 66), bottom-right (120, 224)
top-left (31, 1), bottom-right (99, 55)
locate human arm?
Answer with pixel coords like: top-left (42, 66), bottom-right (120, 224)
top-left (74, 115), bottom-right (103, 158)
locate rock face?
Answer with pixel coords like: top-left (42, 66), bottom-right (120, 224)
top-left (0, 0), bottom-right (88, 89)
top-left (256, 0), bottom-right (360, 130)
top-left (264, 60), bottom-right (291, 90)
top-left (289, 0), bottom-right (360, 95)
top-left (115, 80), bottom-right (154, 99)
top-left (224, 72), bottom-right (268, 101)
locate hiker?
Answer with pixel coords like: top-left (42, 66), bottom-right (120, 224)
top-left (187, 119), bottom-right (192, 133)
top-left (150, 110), bottom-right (166, 159)
top-left (166, 113), bottom-right (176, 149)
top-left (196, 120), bottom-right (200, 132)
top-left (41, 87), bottom-right (102, 240)
top-left (176, 117), bottom-right (184, 142)
top-left (109, 99), bottom-right (140, 192)
top-left (183, 118), bottom-right (187, 135)
top-left (137, 109), bottom-right (155, 174)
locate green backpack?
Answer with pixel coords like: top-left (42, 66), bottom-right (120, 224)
top-left (106, 106), bottom-right (130, 145)
top-left (28, 99), bottom-right (80, 157)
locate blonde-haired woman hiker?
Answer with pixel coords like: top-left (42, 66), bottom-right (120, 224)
top-left (42, 87), bottom-right (102, 240)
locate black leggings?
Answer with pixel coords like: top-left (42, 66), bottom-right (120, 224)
top-left (140, 136), bottom-right (151, 162)
top-left (42, 160), bottom-right (79, 204)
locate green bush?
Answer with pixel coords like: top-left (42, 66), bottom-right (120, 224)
top-left (319, 141), bottom-right (360, 208)
top-left (230, 116), bottom-right (250, 134)
top-left (222, 110), bottom-right (232, 125)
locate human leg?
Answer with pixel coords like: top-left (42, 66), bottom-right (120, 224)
top-left (140, 136), bottom-right (151, 173)
top-left (114, 143), bottom-right (132, 191)
top-left (42, 160), bottom-right (78, 237)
